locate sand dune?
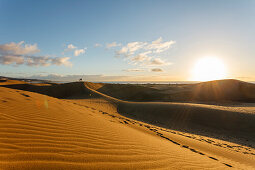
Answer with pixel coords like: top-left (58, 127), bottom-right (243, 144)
top-left (85, 82), bottom-right (255, 142)
top-left (0, 79), bottom-right (254, 169)
top-left (84, 79), bottom-right (255, 102)
top-left (69, 98), bottom-right (255, 169)
top-left (0, 79), bottom-right (87, 98)
top-left (0, 85), bottom-right (233, 169)
top-left (191, 79), bottom-right (255, 102)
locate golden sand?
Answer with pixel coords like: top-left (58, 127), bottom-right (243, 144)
top-left (0, 80), bottom-right (254, 169)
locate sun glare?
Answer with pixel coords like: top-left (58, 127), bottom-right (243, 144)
top-left (191, 57), bottom-right (227, 81)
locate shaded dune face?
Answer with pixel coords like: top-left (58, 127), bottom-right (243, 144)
top-left (191, 79), bottom-right (255, 102)
top-left (85, 80), bottom-right (255, 102)
top-left (2, 79), bottom-right (255, 102)
top-left (0, 81), bottom-right (88, 98)
top-left (117, 102), bottom-right (255, 143)
top-left (118, 102), bottom-right (253, 131)
top-left (85, 82), bottom-right (255, 147)
top-left (0, 87), bottom-right (229, 169)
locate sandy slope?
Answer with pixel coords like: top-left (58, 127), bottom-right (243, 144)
top-left (84, 79), bottom-right (255, 102)
top-left (0, 80), bottom-right (254, 169)
top-left (68, 98), bottom-right (255, 169)
top-left (83, 82), bottom-right (255, 168)
top-left (85, 82), bottom-right (255, 143)
top-left (0, 86), bottom-right (235, 169)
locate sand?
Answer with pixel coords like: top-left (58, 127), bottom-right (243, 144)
top-left (0, 80), bottom-right (254, 169)
top-left (84, 79), bottom-right (255, 102)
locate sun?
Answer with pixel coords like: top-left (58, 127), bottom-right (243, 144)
top-left (191, 57), bottom-right (227, 81)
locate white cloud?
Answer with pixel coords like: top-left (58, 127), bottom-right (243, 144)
top-left (131, 51), bottom-right (152, 64)
top-left (0, 41), bottom-right (72, 67)
top-left (74, 49), bottom-right (85, 56)
top-left (151, 68), bottom-right (163, 72)
top-left (65, 44), bottom-right (77, 51)
top-left (106, 42), bottom-right (121, 49)
top-left (64, 44), bottom-right (86, 56)
top-left (146, 37), bottom-right (176, 53)
top-left (113, 37), bottom-right (175, 68)
top-left (115, 47), bottom-right (128, 57)
top-left (148, 58), bottom-right (171, 66)
top-left (131, 55), bottom-right (147, 62)
top-left (115, 41), bottom-right (147, 57)
top-left (0, 41), bottom-right (40, 55)
top-left (51, 57), bottom-right (72, 67)
top-left (126, 42), bottom-right (147, 54)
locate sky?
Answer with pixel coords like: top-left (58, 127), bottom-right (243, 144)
top-left (0, 0), bottom-right (255, 82)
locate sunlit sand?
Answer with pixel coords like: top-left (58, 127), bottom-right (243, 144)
top-left (0, 78), bottom-right (254, 169)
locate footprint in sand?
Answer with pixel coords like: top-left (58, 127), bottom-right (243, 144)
top-left (20, 93), bottom-right (30, 97)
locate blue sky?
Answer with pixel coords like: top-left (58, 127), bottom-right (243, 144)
top-left (0, 0), bottom-right (255, 81)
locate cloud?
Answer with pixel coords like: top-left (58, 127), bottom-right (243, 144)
top-left (0, 41), bottom-right (72, 67)
top-left (151, 68), bottom-right (163, 72)
top-left (130, 55), bottom-right (171, 67)
top-left (65, 44), bottom-right (77, 51)
top-left (106, 42), bottom-right (121, 49)
top-left (74, 49), bottom-right (85, 56)
top-left (0, 41), bottom-right (40, 55)
top-left (64, 44), bottom-right (86, 56)
top-left (146, 37), bottom-right (176, 53)
top-left (148, 58), bottom-right (171, 66)
top-left (131, 51), bottom-right (152, 62)
top-left (115, 41), bottom-right (147, 56)
top-left (115, 47), bottom-right (128, 57)
top-left (51, 57), bottom-right (72, 67)
top-left (0, 55), bottom-right (24, 65)
top-left (113, 37), bottom-right (175, 68)
top-left (0, 55), bottom-right (72, 67)
top-left (26, 56), bottom-right (51, 66)
top-left (122, 68), bottom-right (145, 72)
top-left (94, 43), bottom-right (102, 47)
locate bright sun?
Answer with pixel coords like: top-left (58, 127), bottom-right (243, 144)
top-left (191, 57), bottom-right (227, 81)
